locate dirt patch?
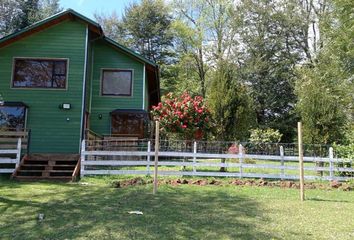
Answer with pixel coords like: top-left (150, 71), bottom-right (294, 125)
top-left (111, 177), bottom-right (353, 191)
top-left (111, 177), bottom-right (152, 188)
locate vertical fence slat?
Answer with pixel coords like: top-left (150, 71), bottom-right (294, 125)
top-left (193, 141), bottom-right (197, 173)
top-left (280, 145), bottom-right (284, 180)
top-left (15, 138), bottom-right (21, 168)
top-left (147, 141), bottom-right (151, 175)
top-left (329, 147), bottom-right (334, 180)
top-left (239, 144), bottom-right (243, 178)
top-left (80, 140), bottom-right (86, 177)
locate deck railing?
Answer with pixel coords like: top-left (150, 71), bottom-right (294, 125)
top-left (0, 138), bottom-right (22, 174)
top-left (0, 129), bottom-right (30, 155)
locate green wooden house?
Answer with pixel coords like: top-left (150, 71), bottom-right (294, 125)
top-left (0, 9), bottom-right (160, 154)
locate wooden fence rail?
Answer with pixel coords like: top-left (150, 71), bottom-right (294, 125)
top-left (0, 138), bottom-right (22, 173)
top-left (80, 140), bottom-right (354, 181)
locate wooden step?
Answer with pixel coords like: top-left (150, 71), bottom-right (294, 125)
top-left (26, 158), bottom-right (78, 161)
top-left (14, 175), bottom-right (72, 181)
top-left (21, 164), bottom-right (76, 167)
top-left (24, 160), bottom-right (78, 166)
top-left (18, 170), bottom-right (74, 173)
top-left (28, 154), bottom-right (79, 161)
top-left (12, 153), bottom-right (80, 181)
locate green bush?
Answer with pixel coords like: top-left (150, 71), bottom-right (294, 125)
top-left (249, 128), bottom-right (282, 144)
top-left (333, 143), bottom-right (354, 177)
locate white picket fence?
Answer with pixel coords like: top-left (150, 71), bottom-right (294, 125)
top-left (0, 138), bottom-right (22, 173)
top-left (80, 140), bottom-right (354, 181)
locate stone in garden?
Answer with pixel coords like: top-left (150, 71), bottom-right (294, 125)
top-left (330, 180), bottom-right (342, 188)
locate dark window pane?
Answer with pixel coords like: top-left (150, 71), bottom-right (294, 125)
top-left (102, 70), bottom-right (132, 96)
top-left (13, 59), bottom-right (67, 89)
top-left (111, 112), bottom-right (147, 138)
top-left (0, 106), bottom-right (26, 131)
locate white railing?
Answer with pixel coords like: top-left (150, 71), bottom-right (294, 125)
top-left (80, 140), bottom-right (354, 181)
top-left (0, 138), bottom-right (22, 173)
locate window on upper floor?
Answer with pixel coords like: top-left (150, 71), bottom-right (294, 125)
top-left (101, 69), bottom-right (133, 96)
top-left (12, 58), bottom-right (68, 89)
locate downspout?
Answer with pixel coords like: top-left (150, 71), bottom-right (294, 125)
top-left (142, 63), bottom-right (146, 110)
top-left (79, 25), bottom-right (89, 151)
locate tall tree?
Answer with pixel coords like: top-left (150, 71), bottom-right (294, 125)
top-left (0, 0), bottom-right (62, 37)
top-left (172, 0), bottom-right (210, 97)
top-left (295, 0), bottom-right (354, 144)
top-left (94, 11), bottom-right (123, 42)
top-left (208, 60), bottom-right (256, 141)
top-left (96, 0), bottom-right (174, 65)
top-left (234, 0), bottom-right (308, 141)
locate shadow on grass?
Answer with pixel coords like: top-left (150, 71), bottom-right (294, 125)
top-left (307, 197), bottom-right (349, 203)
top-left (0, 180), bottom-right (274, 240)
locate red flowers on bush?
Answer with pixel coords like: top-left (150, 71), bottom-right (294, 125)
top-left (151, 92), bottom-right (212, 140)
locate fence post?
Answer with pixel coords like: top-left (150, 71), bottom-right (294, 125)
top-left (193, 141), bottom-right (197, 173)
top-left (298, 122), bottom-right (305, 201)
top-left (280, 145), bottom-right (284, 180)
top-left (329, 147), bottom-right (334, 180)
top-left (147, 141), bottom-right (151, 175)
top-left (239, 144), bottom-right (243, 178)
top-left (15, 138), bottom-right (22, 168)
top-left (153, 121), bottom-right (160, 194)
top-left (80, 140), bottom-right (85, 177)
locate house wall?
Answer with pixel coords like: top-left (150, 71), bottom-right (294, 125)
top-left (89, 39), bottom-right (145, 135)
top-left (0, 20), bottom-right (87, 153)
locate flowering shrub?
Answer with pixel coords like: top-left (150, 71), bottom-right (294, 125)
top-left (151, 92), bottom-right (212, 140)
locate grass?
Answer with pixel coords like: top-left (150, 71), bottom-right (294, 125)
top-left (0, 175), bottom-right (354, 240)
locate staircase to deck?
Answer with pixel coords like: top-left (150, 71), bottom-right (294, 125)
top-left (12, 154), bottom-right (80, 181)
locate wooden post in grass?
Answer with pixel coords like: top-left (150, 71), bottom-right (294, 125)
top-left (298, 122), bottom-right (305, 201)
top-left (153, 121), bottom-right (160, 194)
top-left (329, 147), bottom-right (334, 180)
top-left (147, 141), bottom-right (151, 175)
top-left (280, 145), bottom-right (285, 180)
top-left (193, 141), bottom-right (197, 173)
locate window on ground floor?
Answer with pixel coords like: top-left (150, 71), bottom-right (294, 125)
top-left (12, 58), bottom-right (68, 89)
top-left (101, 69), bottom-right (133, 96)
top-left (110, 109), bottom-right (149, 138)
top-left (0, 102), bottom-right (27, 131)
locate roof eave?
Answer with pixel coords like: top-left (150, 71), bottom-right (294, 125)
top-left (0, 9), bottom-right (103, 48)
top-left (103, 37), bottom-right (157, 68)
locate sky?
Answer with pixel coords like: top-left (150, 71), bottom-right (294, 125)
top-left (59, 0), bottom-right (140, 20)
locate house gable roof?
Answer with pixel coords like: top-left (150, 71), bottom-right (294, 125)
top-left (0, 9), bottom-right (156, 68)
top-left (103, 37), bottom-right (157, 67)
top-left (0, 9), bottom-right (103, 48)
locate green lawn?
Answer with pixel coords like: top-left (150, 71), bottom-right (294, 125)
top-left (1, 175), bottom-right (354, 240)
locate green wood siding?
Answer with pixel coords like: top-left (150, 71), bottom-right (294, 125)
top-left (0, 20), bottom-right (86, 153)
top-left (90, 40), bottom-right (144, 135)
top-left (85, 38), bottom-right (93, 113)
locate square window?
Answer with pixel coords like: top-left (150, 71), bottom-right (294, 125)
top-left (0, 104), bottom-right (26, 131)
top-left (101, 70), bottom-right (133, 96)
